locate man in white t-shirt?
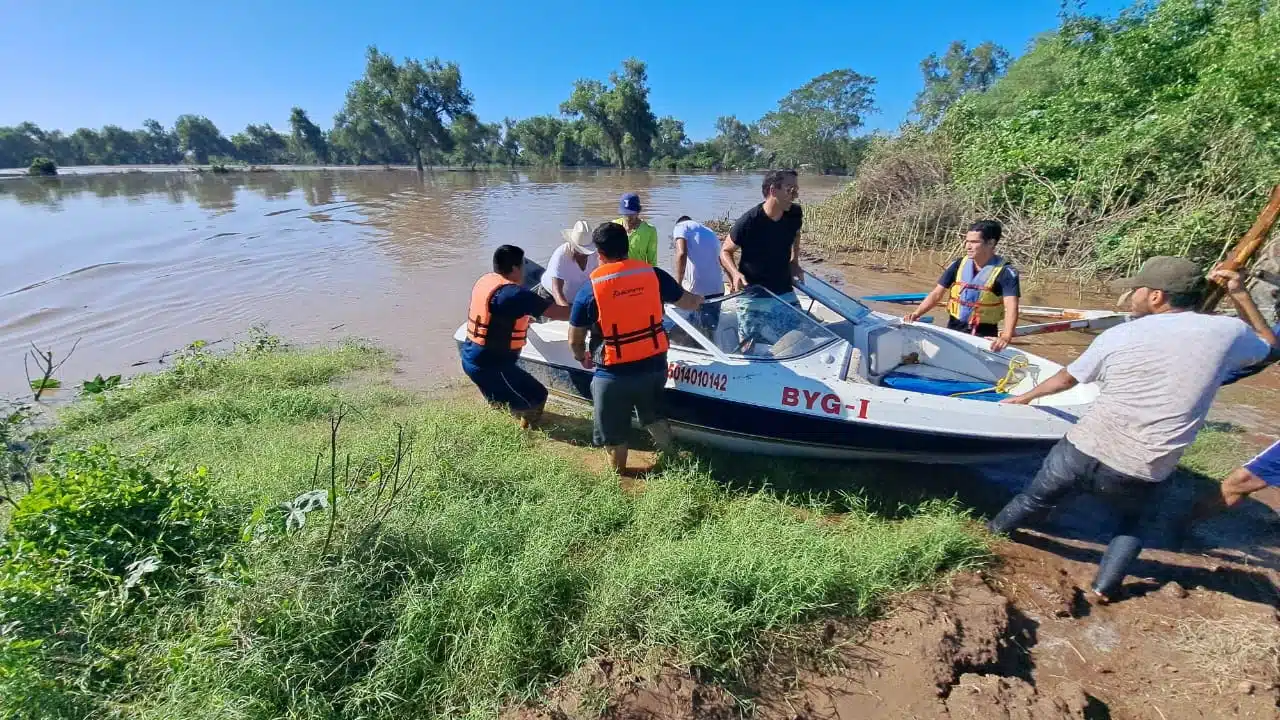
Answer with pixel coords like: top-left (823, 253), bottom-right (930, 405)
top-left (540, 220), bottom-right (600, 306)
top-left (672, 216), bottom-right (726, 298)
top-left (989, 257), bottom-right (1276, 603)
top-left (673, 215), bottom-right (727, 331)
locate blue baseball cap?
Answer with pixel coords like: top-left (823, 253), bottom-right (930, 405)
top-left (619, 192), bottom-right (641, 216)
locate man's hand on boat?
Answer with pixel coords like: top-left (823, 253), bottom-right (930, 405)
top-left (999, 368), bottom-right (1079, 406)
top-left (990, 333), bottom-right (1013, 352)
top-left (727, 270), bottom-right (748, 293)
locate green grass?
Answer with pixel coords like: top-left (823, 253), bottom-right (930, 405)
top-left (12, 341), bottom-right (989, 719)
top-left (1178, 423), bottom-right (1265, 480)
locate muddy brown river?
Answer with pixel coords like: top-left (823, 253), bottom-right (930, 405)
top-left (1, 169), bottom-right (853, 397)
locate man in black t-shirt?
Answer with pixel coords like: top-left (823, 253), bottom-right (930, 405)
top-left (720, 169), bottom-right (804, 302)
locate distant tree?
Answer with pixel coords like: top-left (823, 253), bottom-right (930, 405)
top-left (342, 45), bottom-right (473, 173)
top-left (174, 115), bottom-right (227, 164)
top-left (68, 128), bottom-right (103, 165)
top-left (139, 119), bottom-right (180, 164)
top-left (496, 117), bottom-right (520, 166)
top-left (652, 116), bottom-right (689, 163)
top-left (911, 41), bottom-right (1011, 128)
top-left (448, 113), bottom-right (497, 169)
top-left (561, 59), bottom-right (658, 168)
top-left (231, 123), bottom-right (289, 164)
top-left (0, 123), bottom-right (46, 169)
top-left (100, 124), bottom-right (141, 164)
top-left (289, 107), bottom-right (329, 164)
top-left (712, 115), bottom-right (757, 169)
top-left (511, 116), bottom-right (563, 166)
top-left (758, 69), bottom-right (877, 172)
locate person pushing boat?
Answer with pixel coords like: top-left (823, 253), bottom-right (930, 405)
top-left (568, 222), bottom-right (702, 475)
top-left (989, 259), bottom-right (1277, 604)
top-left (903, 220), bottom-right (1021, 351)
top-left (460, 245), bottom-right (571, 428)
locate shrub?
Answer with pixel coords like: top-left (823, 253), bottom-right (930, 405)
top-left (26, 157), bottom-right (57, 176)
top-left (0, 445), bottom-right (239, 717)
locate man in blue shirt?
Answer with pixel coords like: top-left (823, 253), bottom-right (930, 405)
top-left (568, 223), bottom-right (702, 474)
top-left (460, 245), bottom-right (570, 428)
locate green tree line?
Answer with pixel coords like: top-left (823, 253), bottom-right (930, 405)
top-left (2, 47), bottom-right (880, 174)
top-left (807, 0), bottom-right (1280, 273)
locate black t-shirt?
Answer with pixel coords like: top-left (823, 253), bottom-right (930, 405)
top-left (730, 202), bottom-right (803, 295)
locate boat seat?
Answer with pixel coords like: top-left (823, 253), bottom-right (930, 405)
top-left (864, 325), bottom-right (915, 377)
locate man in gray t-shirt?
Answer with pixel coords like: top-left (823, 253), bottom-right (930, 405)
top-left (988, 257), bottom-right (1275, 603)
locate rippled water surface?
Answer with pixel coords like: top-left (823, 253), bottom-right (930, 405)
top-left (0, 169), bottom-right (847, 395)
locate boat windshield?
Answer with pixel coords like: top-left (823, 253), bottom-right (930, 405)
top-left (666, 287), bottom-right (841, 360)
top-left (795, 272), bottom-right (874, 323)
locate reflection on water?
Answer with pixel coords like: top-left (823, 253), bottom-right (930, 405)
top-left (0, 169), bottom-right (847, 396)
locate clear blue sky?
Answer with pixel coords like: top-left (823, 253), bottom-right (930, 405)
top-left (1, 0), bottom-right (1131, 140)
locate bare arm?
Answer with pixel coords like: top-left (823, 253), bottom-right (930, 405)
top-left (903, 285), bottom-right (949, 322)
top-left (568, 325), bottom-right (591, 367)
top-left (673, 290), bottom-right (703, 311)
top-left (1212, 268), bottom-right (1278, 347)
top-left (720, 235), bottom-right (746, 291)
top-left (789, 233), bottom-right (803, 281)
top-left (1000, 368), bottom-right (1078, 405)
top-left (542, 303), bottom-right (570, 321)
top-left (991, 295), bottom-right (1020, 351)
top-left (673, 237), bottom-right (688, 288)
top-left (550, 278), bottom-right (570, 307)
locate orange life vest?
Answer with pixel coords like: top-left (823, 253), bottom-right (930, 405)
top-left (466, 272), bottom-right (529, 351)
top-left (590, 259), bottom-right (668, 366)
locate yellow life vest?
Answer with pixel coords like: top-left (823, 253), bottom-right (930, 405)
top-left (946, 257), bottom-right (1006, 330)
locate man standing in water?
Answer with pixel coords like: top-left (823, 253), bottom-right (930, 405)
top-left (720, 169), bottom-right (804, 302)
top-left (614, 192), bottom-right (659, 266)
top-left (990, 259), bottom-right (1276, 603)
top-left (461, 245), bottom-right (570, 428)
top-left (903, 220), bottom-right (1021, 351)
top-left (568, 222), bottom-right (702, 475)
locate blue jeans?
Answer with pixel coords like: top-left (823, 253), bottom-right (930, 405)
top-left (988, 439), bottom-right (1158, 597)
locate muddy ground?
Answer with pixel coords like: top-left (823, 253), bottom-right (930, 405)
top-left (501, 251), bottom-right (1280, 720)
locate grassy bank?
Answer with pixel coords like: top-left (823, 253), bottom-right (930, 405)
top-left (0, 340), bottom-right (988, 719)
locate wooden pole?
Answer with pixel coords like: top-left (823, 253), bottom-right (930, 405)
top-left (1200, 184), bottom-right (1280, 312)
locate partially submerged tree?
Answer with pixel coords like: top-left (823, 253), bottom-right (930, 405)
top-left (289, 107), bottom-right (329, 164)
top-left (561, 59), bottom-right (657, 168)
top-left (341, 46), bottom-right (473, 173)
top-left (758, 69), bottom-right (877, 172)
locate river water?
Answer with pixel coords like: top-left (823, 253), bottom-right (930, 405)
top-left (0, 169), bottom-right (850, 397)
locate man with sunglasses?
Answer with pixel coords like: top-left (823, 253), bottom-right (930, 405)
top-left (720, 169), bottom-right (804, 303)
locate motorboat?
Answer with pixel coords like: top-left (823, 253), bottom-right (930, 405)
top-left (453, 267), bottom-right (1098, 463)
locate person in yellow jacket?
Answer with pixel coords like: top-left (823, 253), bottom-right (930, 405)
top-left (613, 192), bottom-right (658, 266)
top-left (903, 220), bottom-right (1021, 351)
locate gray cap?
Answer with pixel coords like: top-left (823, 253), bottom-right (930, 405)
top-left (1115, 256), bottom-right (1205, 293)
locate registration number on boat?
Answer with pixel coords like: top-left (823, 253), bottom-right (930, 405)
top-left (667, 363), bottom-right (728, 392)
top-left (781, 386), bottom-right (870, 419)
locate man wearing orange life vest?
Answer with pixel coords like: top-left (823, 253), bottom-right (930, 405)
top-left (460, 245), bottom-right (570, 428)
top-left (568, 222), bottom-right (703, 474)
top-left (903, 220), bottom-right (1021, 351)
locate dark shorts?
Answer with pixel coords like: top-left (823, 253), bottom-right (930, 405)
top-left (461, 357), bottom-right (547, 412)
top-left (590, 369), bottom-right (667, 446)
top-left (1244, 440), bottom-right (1280, 486)
top-left (947, 316), bottom-right (1000, 337)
